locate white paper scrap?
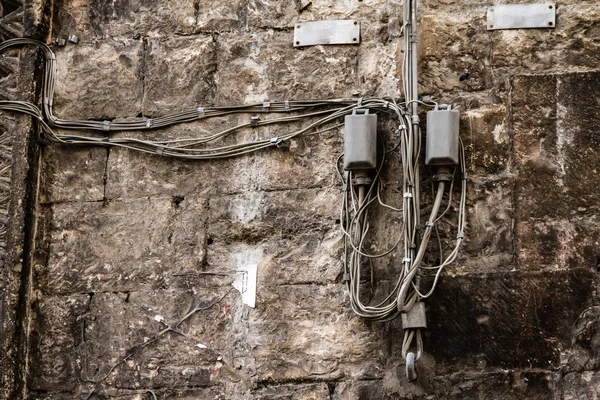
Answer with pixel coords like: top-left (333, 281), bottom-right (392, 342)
top-left (232, 264), bottom-right (257, 308)
top-left (196, 343), bottom-right (208, 349)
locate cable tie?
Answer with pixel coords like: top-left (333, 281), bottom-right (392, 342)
top-left (411, 115), bottom-right (420, 124)
top-left (250, 116), bottom-right (260, 127)
top-left (403, 192), bottom-right (413, 198)
top-left (145, 119), bottom-right (153, 128)
top-left (403, 257), bottom-right (411, 264)
top-left (156, 147), bottom-right (164, 156)
top-left (263, 101), bottom-right (271, 109)
top-left (284, 100), bottom-right (290, 110)
top-left (102, 120), bottom-right (111, 132)
top-left (456, 232), bottom-right (465, 239)
top-left (197, 107), bottom-right (205, 117)
top-left (425, 222), bottom-right (434, 228)
top-left (270, 137), bottom-right (280, 144)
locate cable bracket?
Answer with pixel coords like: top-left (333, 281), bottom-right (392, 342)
top-left (351, 176), bottom-right (372, 186)
top-left (425, 222), bottom-right (434, 228)
top-left (263, 100), bottom-right (271, 109)
top-left (197, 107), bottom-right (205, 118)
top-left (155, 147), bottom-right (165, 156)
top-left (102, 120), bottom-right (111, 132)
top-left (250, 116), bottom-right (260, 127)
top-left (433, 172), bottom-right (453, 182)
top-left (145, 119), bottom-right (153, 128)
top-left (456, 231), bottom-right (465, 239)
top-left (403, 192), bottom-right (413, 198)
top-left (284, 100), bottom-right (290, 110)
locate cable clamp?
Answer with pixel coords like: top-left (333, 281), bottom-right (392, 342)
top-left (409, 243), bottom-right (417, 249)
top-left (411, 115), bottom-right (420, 124)
top-left (403, 192), bottom-right (413, 198)
top-left (425, 222), bottom-right (434, 228)
top-left (341, 183), bottom-right (347, 192)
top-left (156, 147), bottom-right (165, 156)
top-left (250, 116), bottom-right (260, 127)
top-left (462, 173), bottom-right (469, 181)
top-left (407, 181), bottom-right (415, 187)
top-left (456, 231), bottom-right (465, 239)
top-left (270, 137), bottom-right (281, 145)
top-left (284, 100), bottom-right (290, 110)
top-left (263, 100), bottom-right (271, 109)
top-left (102, 120), bottom-right (111, 132)
top-left (356, 97), bottom-right (364, 106)
top-left (403, 257), bottom-right (411, 264)
top-left (433, 172), bottom-right (453, 182)
top-left (342, 273), bottom-right (350, 282)
top-left (145, 119), bottom-right (153, 128)
top-left (197, 107), bottom-right (205, 118)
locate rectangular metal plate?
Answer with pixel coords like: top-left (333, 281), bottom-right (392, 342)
top-left (487, 3), bottom-right (556, 30)
top-left (294, 20), bottom-right (360, 47)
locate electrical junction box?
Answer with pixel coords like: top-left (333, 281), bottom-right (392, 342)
top-left (344, 109), bottom-right (377, 171)
top-left (425, 108), bottom-right (460, 166)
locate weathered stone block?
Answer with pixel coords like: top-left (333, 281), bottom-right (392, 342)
top-left (252, 383), bottom-right (330, 400)
top-left (42, 196), bottom-right (207, 294)
top-left (513, 71), bottom-right (600, 271)
top-left (358, 40), bottom-right (402, 98)
top-left (196, 0), bottom-right (248, 31)
top-left (143, 36), bottom-right (216, 116)
top-left (52, 0), bottom-right (196, 40)
top-left (462, 105), bottom-right (510, 176)
top-left (105, 116), bottom-right (259, 199)
top-left (28, 295), bottom-right (89, 392)
top-left (248, 284), bottom-right (384, 382)
top-left (457, 179), bottom-right (513, 273)
top-left (516, 216), bottom-right (600, 271)
top-left (70, 290), bottom-right (237, 389)
top-left (54, 40), bottom-right (143, 120)
top-left (205, 188), bottom-right (342, 285)
top-left (251, 124), bottom-right (342, 191)
top-left (563, 371), bottom-right (600, 400)
top-left (425, 269), bottom-right (596, 370)
top-left (491, 5), bottom-right (600, 73)
top-left (214, 30), bottom-right (359, 104)
top-left (40, 145), bottom-right (106, 203)
top-left (419, 13), bottom-right (492, 96)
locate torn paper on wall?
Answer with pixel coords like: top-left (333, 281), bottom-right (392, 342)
top-left (232, 264), bottom-right (257, 308)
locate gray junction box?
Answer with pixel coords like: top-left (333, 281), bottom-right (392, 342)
top-left (343, 109), bottom-right (377, 171)
top-left (425, 108), bottom-right (460, 166)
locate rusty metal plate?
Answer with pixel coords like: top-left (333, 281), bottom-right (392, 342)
top-left (487, 3), bottom-right (556, 30)
top-left (293, 20), bottom-right (360, 47)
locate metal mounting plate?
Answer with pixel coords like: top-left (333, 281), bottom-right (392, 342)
top-left (294, 20), bottom-right (360, 47)
top-left (487, 3), bottom-right (556, 30)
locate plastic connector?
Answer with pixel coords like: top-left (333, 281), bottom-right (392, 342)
top-left (343, 109), bottom-right (377, 171)
top-left (425, 108), bottom-right (460, 166)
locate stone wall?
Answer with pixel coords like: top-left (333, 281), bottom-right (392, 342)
top-left (2, 0), bottom-right (600, 398)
